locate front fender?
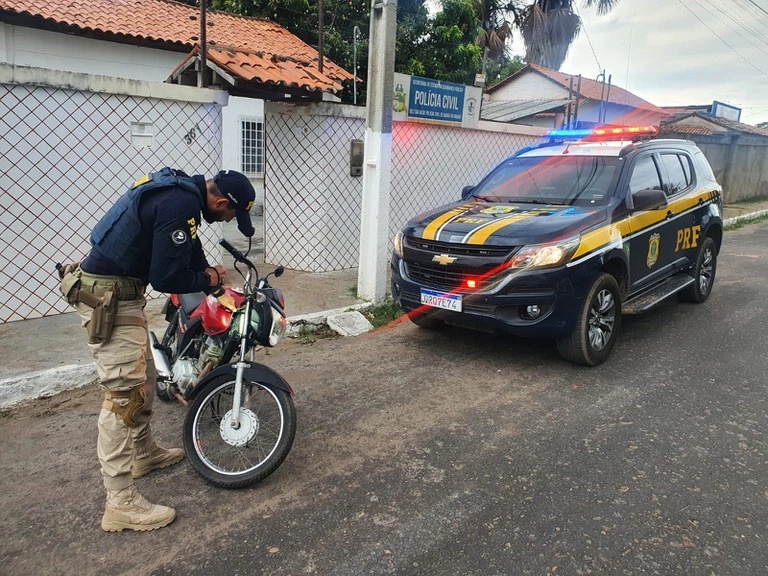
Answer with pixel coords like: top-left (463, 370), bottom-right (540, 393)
top-left (184, 362), bottom-right (294, 401)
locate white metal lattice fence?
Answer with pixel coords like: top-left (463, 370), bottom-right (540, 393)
top-left (264, 102), bottom-right (543, 272)
top-left (0, 74), bottom-right (224, 322)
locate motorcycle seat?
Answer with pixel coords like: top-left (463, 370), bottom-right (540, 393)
top-left (178, 292), bottom-right (206, 315)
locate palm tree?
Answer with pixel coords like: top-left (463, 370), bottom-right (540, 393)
top-left (477, 0), bottom-right (620, 70)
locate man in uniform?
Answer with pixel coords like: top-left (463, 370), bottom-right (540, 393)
top-left (58, 168), bottom-right (256, 532)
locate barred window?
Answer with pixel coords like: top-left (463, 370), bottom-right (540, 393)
top-left (241, 118), bottom-right (263, 175)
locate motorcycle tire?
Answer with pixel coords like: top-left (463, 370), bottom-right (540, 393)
top-left (183, 374), bottom-right (297, 489)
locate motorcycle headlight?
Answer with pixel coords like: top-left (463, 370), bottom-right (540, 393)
top-left (230, 309), bottom-right (260, 337)
top-left (393, 231), bottom-right (404, 258)
top-left (508, 237), bottom-right (580, 270)
top-left (268, 307), bottom-right (287, 347)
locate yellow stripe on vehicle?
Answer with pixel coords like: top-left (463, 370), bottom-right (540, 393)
top-left (466, 212), bottom-right (538, 245)
top-left (573, 220), bottom-right (632, 258)
top-left (572, 190), bottom-right (717, 259)
top-left (422, 203), bottom-right (476, 240)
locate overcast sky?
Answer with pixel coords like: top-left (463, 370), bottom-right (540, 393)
top-left (509, 0), bottom-right (768, 125)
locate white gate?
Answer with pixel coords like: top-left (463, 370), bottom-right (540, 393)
top-left (0, 65), bottom-right (226, 322)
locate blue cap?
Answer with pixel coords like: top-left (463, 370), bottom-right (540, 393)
top-left (213, 170), bottom-right (256, 237)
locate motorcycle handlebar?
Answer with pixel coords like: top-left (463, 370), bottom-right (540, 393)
top-left (219, 239), bottom-right (256, 270)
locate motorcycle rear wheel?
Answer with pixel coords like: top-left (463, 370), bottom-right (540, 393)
top-left (183, 375), bottom-right (297, 489)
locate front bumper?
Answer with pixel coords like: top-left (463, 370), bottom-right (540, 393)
top-left (391, 254), bottom-right (595, 338)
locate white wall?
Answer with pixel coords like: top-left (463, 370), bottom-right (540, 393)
top-left (1, 23), bottom-right (266, 184)
top-left (489, 72), bottom-right (566, 101)
top-left (0, 23), bottom-right (184, 82)
top-left (221, 96), bottom-right (264, 171)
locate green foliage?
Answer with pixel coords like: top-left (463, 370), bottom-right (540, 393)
top-left (364, 300), bottom-right (405, 328)
top-left (485, 53), bottom-right (525, 86)
top-left (295, 323), bottom-right (339, 344)
top-left (724, 213), bottom-right (768, 231)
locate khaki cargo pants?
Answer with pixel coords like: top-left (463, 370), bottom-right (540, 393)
top-left (74, 297), bottom-right (158, 491)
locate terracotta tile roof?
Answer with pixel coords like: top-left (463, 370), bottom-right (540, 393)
top-left (661, 113), bottom-right (768, 138)
top-left (659, 124), bottom-right (714, 136)
top-left (488, 64), bottom-right (664, 114)
top-left (0, 0), bottom-right (352, 91)
top-left (174, 45), bottom-right (342, 92)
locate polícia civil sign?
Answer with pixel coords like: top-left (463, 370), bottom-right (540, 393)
top-left (408, 76), bottom-right (465, 123)
top-left (393, 73), bottom-right (481, 129)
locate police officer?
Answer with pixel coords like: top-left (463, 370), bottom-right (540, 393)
top-left (59, 168), bottom-right (256, 532)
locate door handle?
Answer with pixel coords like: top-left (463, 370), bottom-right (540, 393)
top-left (666, 210), bottom-right (674, 219)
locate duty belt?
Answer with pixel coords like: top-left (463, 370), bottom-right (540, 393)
top-left (78, 272), bottom-right (146, 301)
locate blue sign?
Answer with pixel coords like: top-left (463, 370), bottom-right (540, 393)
top-left (407, 76), bottom-right (466, 124)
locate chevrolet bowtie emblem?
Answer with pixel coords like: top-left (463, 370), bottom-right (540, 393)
top-left (432, 253), bottom-right (457, 265)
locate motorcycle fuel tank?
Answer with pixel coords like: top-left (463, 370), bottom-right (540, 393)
top-left (190, 287), bottom-right (245, 335)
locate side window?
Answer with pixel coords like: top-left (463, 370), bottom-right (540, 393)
top-left (694, 151), bottom-right (718, 184)
top-left (680, 154), bottom-right (693, 186)
top-left (629, 156), bottom-right (662, 195)
top-left (660, 154), bottom-right (688, 195)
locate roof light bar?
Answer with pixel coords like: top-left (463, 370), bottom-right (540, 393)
top-left (546, 126), bottom-right (659, 140)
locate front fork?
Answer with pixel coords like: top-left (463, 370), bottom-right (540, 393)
top-left (229, 298), bottom-right (254, 429)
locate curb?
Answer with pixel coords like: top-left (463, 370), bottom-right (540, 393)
top-left (4, 210), bottom-right (766, 410)
top-left (0, 302), bottom-right (375, 410)
top-left (723, 208), bottom-right (768, 227)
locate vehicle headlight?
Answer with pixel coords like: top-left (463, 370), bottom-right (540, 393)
top-left (508, 237), bottom-right (580, 269)
top-left (268, 308), bottom-right (287, 347)
top-left (393, 231), bottom-right (405, 258)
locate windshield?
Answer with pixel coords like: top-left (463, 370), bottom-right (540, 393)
top-left (471, 156), bottom-right (623, 206)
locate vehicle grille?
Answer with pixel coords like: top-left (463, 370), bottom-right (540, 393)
top-left (405, 261), bottom-right (505, 291)
top-left (405, 237), bottom-right (513, 258)
top-left (402, 236), bottom-right (518, 292)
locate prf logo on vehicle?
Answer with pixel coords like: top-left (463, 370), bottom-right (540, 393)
top-left (391, 126), bottom-right (723, 366)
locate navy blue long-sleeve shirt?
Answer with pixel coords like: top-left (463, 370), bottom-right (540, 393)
top-left (81, 175), bottom-right (214, 294)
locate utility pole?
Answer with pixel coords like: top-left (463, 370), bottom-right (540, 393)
top-left (318, 0), bottom-right (324, 73)
top-left (353, 25), bottom-right (361, 105)
top-left (199, 0), bottom-right (207, 87)
top-left (357, 0), bottom-right (397, 303)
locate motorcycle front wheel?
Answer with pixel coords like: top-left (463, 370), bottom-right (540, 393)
top-left (183, 375), bottom-right (297, 489)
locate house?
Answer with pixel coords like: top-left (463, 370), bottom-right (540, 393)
top-left (660, 111), bottom-right (768, 138)
top-left (485, 64), bottom-right (666, 129)
top-left (0, 0), bottom-right (353, 209)
top-left (659, 112), bottom-right (768, 203)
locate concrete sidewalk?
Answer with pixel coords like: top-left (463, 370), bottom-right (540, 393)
top-left (0, 219), bottom-right (366, 408)
top-left (2, 201), bottom-right (768, 409)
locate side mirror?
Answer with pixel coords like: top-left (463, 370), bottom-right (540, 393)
top-left (274, 266), bottom-right (284, 278)
top-left (632, 188), bottom-right (668, 212)
top-left (461, 185), bottom-right (475, 200)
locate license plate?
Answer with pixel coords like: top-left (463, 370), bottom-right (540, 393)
top-left (420, 289), bottom-right (462, 312)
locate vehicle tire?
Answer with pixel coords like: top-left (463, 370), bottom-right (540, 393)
top-left (680, 236), bottom-right (717, 303)
top-left (556, 272), bottom-right (621, 366)
top-left (155, 310), bottom-right (179, 402)
top-left (183, 375), bottom-right (297, 489)
top-left (408, 311), bottom-right (444, 330)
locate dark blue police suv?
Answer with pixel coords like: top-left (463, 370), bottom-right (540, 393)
top-left (391, 127), bottom-right (723, 365)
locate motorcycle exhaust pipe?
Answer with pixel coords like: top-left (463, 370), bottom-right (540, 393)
top-left (149, 331), bottom-right (173, 380)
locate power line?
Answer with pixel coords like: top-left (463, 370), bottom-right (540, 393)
top-left (676, 0), bottom-right (768, 79)
top-left (731, 0), bottom-right (768, 27)
top-left (696, 0), bottom-right (768, 58)
top-left (744, 0), bottom-right (768, 18)
top-left (708, 0), bottom-right (768, 47)
top-left (573, 2), bottom-right (602, 74)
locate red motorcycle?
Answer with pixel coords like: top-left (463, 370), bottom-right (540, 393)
top-left (150, 239), bottom-right (296, 489)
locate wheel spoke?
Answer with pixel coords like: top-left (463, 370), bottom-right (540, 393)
top-left (192, 381), bottom-right (285, 476)
top-left (588, 288), bottom-right (615, 351)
